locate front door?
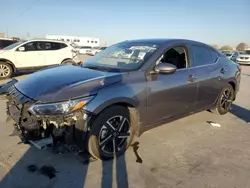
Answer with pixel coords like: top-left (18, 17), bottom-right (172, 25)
top-left (146, 45), bottom-right (198, 126)
top-left (14, 41), bottom-right (45, 68)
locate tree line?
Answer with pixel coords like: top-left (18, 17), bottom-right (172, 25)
top-left (210, 43), bottom-right (248, 51)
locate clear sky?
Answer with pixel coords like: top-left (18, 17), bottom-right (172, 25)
top-left (1, 0), bottom-right (249, 46)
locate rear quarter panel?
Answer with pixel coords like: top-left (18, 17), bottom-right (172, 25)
top-left (220, 57), bottom-right (239, 83)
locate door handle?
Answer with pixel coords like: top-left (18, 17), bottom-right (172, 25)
top-left (188, 75), bottom-right (196, 82)
top-left (220, 68), bottom-right (227, 74)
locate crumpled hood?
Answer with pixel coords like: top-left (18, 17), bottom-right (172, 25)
top-left (15, 65), bottom-right (123, 102)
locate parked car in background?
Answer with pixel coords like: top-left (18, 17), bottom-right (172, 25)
top-left (236, 49), bottom-right (250, 65)
top-left (1, 39), bottom-right (241, 160)
top-left (78, 46), bottom-right (92, 54)
top-left (221, 50), bottom-right (232, 54)
top-left (87, 47), bottom-right (107, 56)
top-left (223, 51), bottom-right (239, 62)
top-left (0, 39), bottom-right (80, 79)
top-left (0, 38), bottom-right (18, 50)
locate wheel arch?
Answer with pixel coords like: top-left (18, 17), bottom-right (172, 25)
top-left (228, 79), bottom-right (236, 100)
top-left (61, 58), bottom-right (74, 64)
top-left (228, 81), bottom-right (235, 91)
top-left (90, 98), bottom-right (141, 136)
top-left (0, 58), bottom-right (17, 72)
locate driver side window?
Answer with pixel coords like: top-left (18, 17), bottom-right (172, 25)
top-left (157, 46), bottom-right (188, 69)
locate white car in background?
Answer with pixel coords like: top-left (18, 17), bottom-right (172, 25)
top-left (236, 49), bottom-right (250, 65)
top-left (87, 47), bottom-right (107, 56)
top-left (78, 46), bottom-right (92, 54)
top-left (0, 39), bottom-right (80, 79)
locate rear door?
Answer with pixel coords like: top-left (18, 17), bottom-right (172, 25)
top-left (189, 44), bottom-right (223, 110)
top-left (42, 42), bottom-right (69, 66)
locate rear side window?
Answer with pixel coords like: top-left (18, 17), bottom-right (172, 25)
top-left (39, 42), bottom-right (67, 50)
top-left (191, 45), bottom-right (213, 67)
top-left (210, 50), bottom-right (219, 63)
top-left (48, 42), bottom-right (67, 50)
top-left (60, 43), bottom-right (68, 49)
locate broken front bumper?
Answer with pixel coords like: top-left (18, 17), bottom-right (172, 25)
top-left (0, 79), bottom-right (92, 148)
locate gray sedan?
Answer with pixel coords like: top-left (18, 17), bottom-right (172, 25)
top-left (0, 39), bottom-right (241, 160)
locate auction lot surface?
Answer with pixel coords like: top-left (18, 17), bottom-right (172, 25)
top-left (0, 56), bottom-right (250, 188)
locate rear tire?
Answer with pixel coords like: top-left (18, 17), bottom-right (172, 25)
top-left (210, 83), bottom-right (234, 115)
top-left (86, 106), bottom-right (135, 160)
top-left (0, 62), bottom-right (13, 79)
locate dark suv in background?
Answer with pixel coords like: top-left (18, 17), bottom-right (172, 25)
top-left (0, 38), bottom-right (18, 49)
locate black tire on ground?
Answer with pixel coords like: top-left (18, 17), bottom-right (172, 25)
top-left (210, 83), bottom-right (235, 115)
top-left (86, 105), bottom-right (135, 160)
top-left (61, 59), bottom-right (76, 65)
top-left (0, 62), bottom-right (13, 79)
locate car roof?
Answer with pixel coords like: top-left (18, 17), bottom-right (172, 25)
top-left (0, 38), bottom-right (14, 41)
top-left (26, 38), bottom-right (69, 44)
top-left (123, 38), bottom-right (208, 46)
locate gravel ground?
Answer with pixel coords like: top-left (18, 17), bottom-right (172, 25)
top-left (0, 59), bottom-right (250, 188)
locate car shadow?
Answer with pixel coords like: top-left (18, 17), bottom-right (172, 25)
top-left (0, 140), bottom-right (143, 188)
top-left (230, 104), bottom-right (250, 123)
top-left (0, 69), bottom-right (144, 188)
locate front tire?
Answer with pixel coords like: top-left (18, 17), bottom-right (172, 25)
top-left (210, 83), bottom-right (234, 115)
top-left (86, 106), bottom-right (135, 160)
top-left (0, 62), bottom-right (13, 79)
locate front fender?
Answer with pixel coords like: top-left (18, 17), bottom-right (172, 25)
top-left (88, 97), bottom-right (139, 115)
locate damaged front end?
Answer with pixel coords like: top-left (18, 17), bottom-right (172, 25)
top-left (1, 79), bottom-right (93, 152)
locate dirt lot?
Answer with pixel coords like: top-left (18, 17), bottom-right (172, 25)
top-left (0, 58), bottom-right (250, 188)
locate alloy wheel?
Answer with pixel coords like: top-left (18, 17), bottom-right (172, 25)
top-left (99, 115), bottom-right (130, 155)
top-left (220, 89), bottom-right (233, 110)
top-left (0, 64), bottom-right (10, 78)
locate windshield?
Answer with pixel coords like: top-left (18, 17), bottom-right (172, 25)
top-left (3, 40), bottom-right (26, 50)
top-left (82, 41), bottom-right (159, 71)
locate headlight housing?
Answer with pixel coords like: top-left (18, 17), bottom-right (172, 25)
top-left (28, 96), bottom-right (93, 116)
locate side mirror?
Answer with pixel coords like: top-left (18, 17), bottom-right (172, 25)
top-left (154, 62), bottom-right (177, 74)
top-left (18, 47), bottom-right (25, 51)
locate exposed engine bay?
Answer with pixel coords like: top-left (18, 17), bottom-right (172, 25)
top-left (1, 79), bottom-right (91, 153)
